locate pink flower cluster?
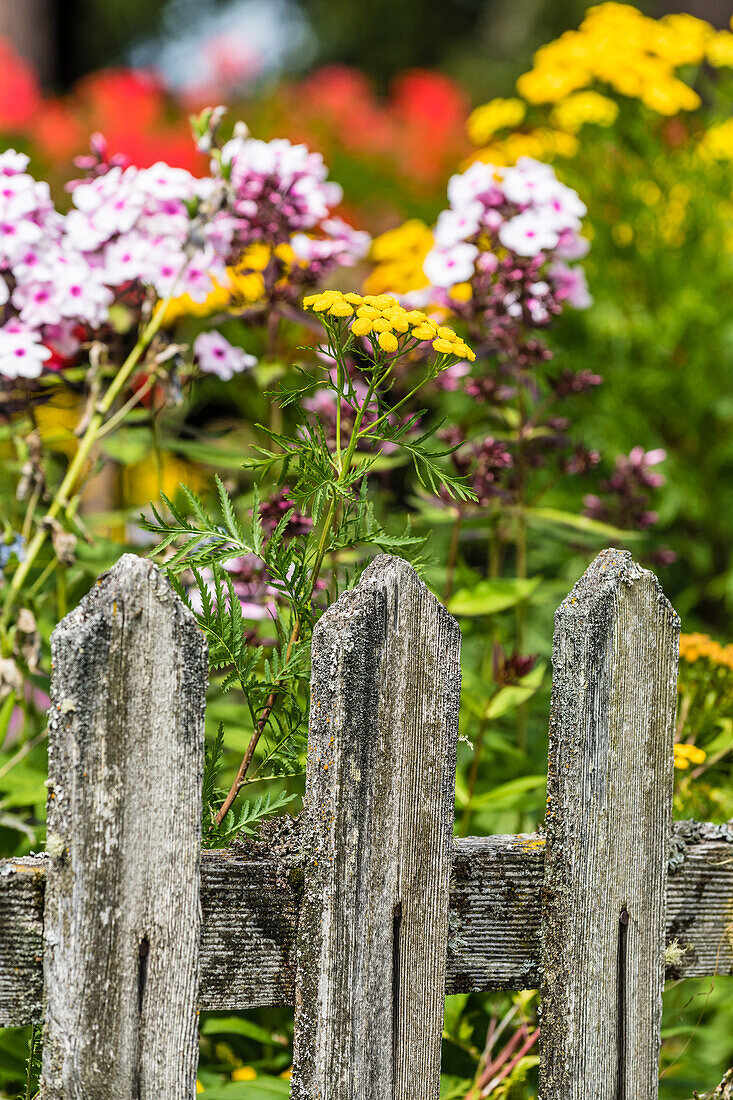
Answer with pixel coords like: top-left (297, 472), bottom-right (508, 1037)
top-left (0, 126), bottom-right (370, 382)
top-left (0, 150), bottom-right (90, 378)
top-left (423, 156), bottom-right (591, 324)
top-left (221, 134), bottom-right (369, 283)
top-left (0, 149), bottom-right (230, 380)
top-left (66, 161), bottom-right (231, 302)
top-left (584, 446), bottom-right (667, 531)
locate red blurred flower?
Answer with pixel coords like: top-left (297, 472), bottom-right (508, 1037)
top-left (33, 69), bottom-right (205, 175)
top-left (0, 37), bottom-right (42, 131)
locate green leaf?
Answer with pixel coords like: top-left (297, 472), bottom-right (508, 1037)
top-left (198, 1079), bottom-right (290, 1098)
top-left (484, 662), bottom-right (547, 720)
top-left (465, 774), bottom-right (547, 810)
top-left (161, 437), bottom-right (249, 470)
top-left (448, 577), bottom-right (542, 617)
top-left (525, 507), bottom-right (641, 542)
top-left (439, 1075), bottom-right (474, 1099)
top-left (200, 1017), bottom-right (286, 1046)
top-left (99, 427), bottom-right (153, 466)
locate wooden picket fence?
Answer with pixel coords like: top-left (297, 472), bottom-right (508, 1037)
top-left (0, 549), bottom-right (731, 1099)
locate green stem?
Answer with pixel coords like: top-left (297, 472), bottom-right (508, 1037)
top-left (1, 295), bottom-right (173, 631)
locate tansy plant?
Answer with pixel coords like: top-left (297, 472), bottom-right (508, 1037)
top-left (143, 290), bottom-right (476, 843)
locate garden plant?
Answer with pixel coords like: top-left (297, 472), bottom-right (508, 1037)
top-left (0, 3), bottom-right (732, 1097)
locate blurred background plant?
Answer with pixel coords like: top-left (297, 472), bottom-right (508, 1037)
top-left (0, 0), bottom-right (731, 1097)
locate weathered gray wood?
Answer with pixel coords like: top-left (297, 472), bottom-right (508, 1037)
top-left (540, 549), bottom-right (680, 1100)
top-left (291, 555), bottom-right (461, 1100)
top-left (41, 555), bottom-right (207, 1100)
top-left (0, 855), bottom-right (45, 1024)
top-left (0, 826), bottom-right (731, 1024)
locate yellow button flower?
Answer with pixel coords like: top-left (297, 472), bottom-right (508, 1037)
top-left (329, 301), bottom-right (354, 317)
top-left (356, 305), bottom-right (381, 320)
top-left (378, 331), bottom-right (399, 353)
top-left (411, 323), bottom-right (437, 340)
top-left (351, 318), bottom-right (374, 337)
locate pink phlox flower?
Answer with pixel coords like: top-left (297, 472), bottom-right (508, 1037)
top-left (193, 330), bottom-right (257, 380)
top-left (0, 322), bottom-right (51, 379)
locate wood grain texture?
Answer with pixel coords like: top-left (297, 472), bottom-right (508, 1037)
top-left (41, 555), bottom-right (207, 1100)
top-left (0, 855), bottom-right (44, 1025)
top-left (0, 826), bottom-right (730, 1024)
top-left (540, 549), bottom-right (680, 1100)
top-left (291, 555), bottom-right (462, 1100)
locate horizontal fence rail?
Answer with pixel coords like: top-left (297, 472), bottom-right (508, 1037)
top-left (1, 823), bottom-right (731, 1026)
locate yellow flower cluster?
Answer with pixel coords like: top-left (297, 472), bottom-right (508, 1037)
top-left (515, 3), bottom-right (706, 115)
top-left (550, 90), bottom-right (619, 134)
top-left (698, 119), bottom-right (733, 162)
top-left (302, 290), bottom-right (475, 361)
top-left (467, 98), bottom-right (526, 145)
top-left (673, 742), bottom-right (707, 771)
top-left (469, 128), bottom-right (578, 168)
top-left (363, 220), bottom-right (433, 296)
top-left (679, 632), bottom-right (733, 670)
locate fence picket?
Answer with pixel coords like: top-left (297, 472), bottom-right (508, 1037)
top-left (291, 555), bottom-right (461, 1100)
top-left (41, 555), bottom-right (207, 1100)
top-left (540, 549), bottom-right (680, 1099)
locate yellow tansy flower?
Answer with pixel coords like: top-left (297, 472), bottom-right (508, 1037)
top-left (303, 290), bottom-right (474, 362)
top-left (329, 301), bottom-right (354, 318)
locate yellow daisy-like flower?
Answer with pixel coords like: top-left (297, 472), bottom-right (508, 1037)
top-left (467, 98), bottom-right (527, 144)
top-left (378, 331), bottom-right (399, 353)
top-left (433, 337), bottom-right (457, 355)
top-left (356, 305), bottom-right (381, 320)
top-left (550, 90), bottom-right (619, 133)
top-left (503, 2), bottom-right (712, 122)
